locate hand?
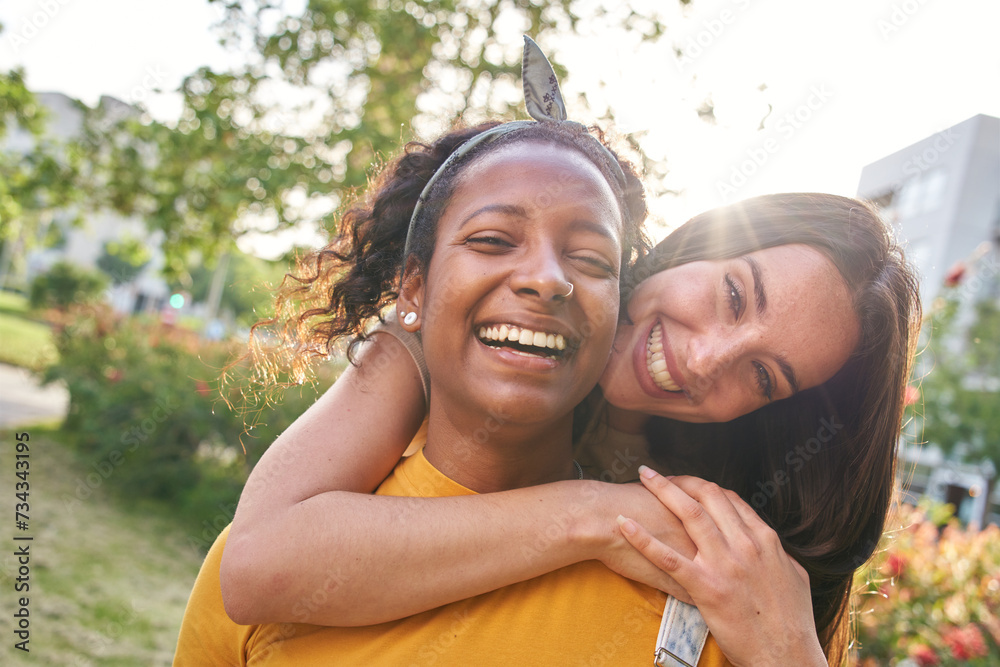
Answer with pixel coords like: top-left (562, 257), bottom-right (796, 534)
top-left (591, 481), bottom-right (695, 604)
top-left (616, 468), bottom-right (827, 667)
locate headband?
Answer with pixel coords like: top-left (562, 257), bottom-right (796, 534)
top-left (402, 35), bottom-right (628, 261)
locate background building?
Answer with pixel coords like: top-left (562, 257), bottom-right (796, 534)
top-left (858, 114), bottom-right (1000, 311)
top-left (2, 92), bottom-right (171, 315)
top-left (858, 113), bottom-right (1000, 526)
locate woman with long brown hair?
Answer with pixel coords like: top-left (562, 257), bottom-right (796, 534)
top-left (208, 39), bottom-right (920, 665)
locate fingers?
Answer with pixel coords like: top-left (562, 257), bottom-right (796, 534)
top-left (637, 467), bottom-right (742, 549)
top-left (616, 514), bottom-right (691, 577)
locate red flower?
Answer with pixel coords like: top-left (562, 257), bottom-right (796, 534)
top-left (944, 261), bottom-right (966, 287)
top-left (943, 625), bottom-right (988, 660)
top-left (909, 643), bottom-right (939, 666)
top-left (885, 552), bottom-right (906, 578)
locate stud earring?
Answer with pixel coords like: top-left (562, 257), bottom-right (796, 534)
top-left (403, 311), bottom-right (417, 326)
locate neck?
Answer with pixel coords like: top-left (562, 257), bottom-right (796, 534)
top-left (603, 401), bottom-right (651, 435)
top-left (421, 405), bottom-right (577, 494)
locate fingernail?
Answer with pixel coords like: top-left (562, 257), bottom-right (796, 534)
top-left (638, 465), bottom-right (657, 480)
top-left (616, 514), bottom-right (637, 535)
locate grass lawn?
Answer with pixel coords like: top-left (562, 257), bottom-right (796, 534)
top-left (0, 427), bottom-right (204, 665)
top-left (0, 291), bottom-right (57, 370)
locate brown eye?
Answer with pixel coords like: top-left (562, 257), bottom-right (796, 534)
top-left (753, 362), bottom-right (774, 401)
top-left (725, 273), bottom-right (744, 319)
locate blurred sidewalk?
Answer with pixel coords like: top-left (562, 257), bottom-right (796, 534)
top-left (0, 363), bottom-right (68, 428)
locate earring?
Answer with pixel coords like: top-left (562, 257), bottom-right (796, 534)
top-left (403, 311), bottom-right (417, 326)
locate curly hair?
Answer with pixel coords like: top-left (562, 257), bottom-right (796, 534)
top-left (250, 121), bottom-right (649, 386)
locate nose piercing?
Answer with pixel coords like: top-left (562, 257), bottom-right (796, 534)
top-left (559, 282), bottom-right (574, 299)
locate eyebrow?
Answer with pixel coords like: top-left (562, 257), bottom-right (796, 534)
top-left (741, 255), bottom-right (800, 395)
top-left (741, 256), bottom-right (767, 317)
top-left (459, 204), bottom-right (529, 228)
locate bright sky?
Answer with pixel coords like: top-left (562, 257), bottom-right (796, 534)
top-left (1, 0), bottom-right (998, 250)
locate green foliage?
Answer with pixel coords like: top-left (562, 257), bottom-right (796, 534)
top-left (96, 237), bottom-right (152, 285)
top-left (80, 1), bottom-right (676, 276)
top-left (29, 260), bottom-right (108, 310)
top-left (852, 503), bottom-right (1000, 666)
top-left (915, 284), bottom-right (1000, 473)
top-left (1, 68), bottom-right (84, 243)
top-left (43, 304), bottom-right (338, 531)
top-left (0, 67), bottom-right (44, 137)
top-left (178, 250), bottom-right (287, 327)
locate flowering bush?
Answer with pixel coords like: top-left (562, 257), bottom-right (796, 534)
top-left (43, 303), bottom-right (340, 532)
top-left (852, 502), bottom-right (1000, 666)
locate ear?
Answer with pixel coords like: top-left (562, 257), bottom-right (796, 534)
top-left (397, 256), bottom-right (425, 332)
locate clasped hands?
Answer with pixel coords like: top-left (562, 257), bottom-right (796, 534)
top-left (604, 467), bottom-right (827, 667)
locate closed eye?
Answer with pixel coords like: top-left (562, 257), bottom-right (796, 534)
top-left (571, 254), bottom-right (617, 278)
top-left (465, 235), bottom-right (513, 250)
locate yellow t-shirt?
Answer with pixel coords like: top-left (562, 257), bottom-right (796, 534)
top-left (174, 449), bottom-right (728, 666)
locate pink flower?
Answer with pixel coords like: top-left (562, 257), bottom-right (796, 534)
top-left (944, 261), bottom-right (966, 287)
top-left (909, 643), bottom-right (939, 666)
top-left (885, 552), bottom-right (907, 578)
top-left (904, 385), bottom-right (920, 406)
top-left (943, 624), bottom-right (988, 660)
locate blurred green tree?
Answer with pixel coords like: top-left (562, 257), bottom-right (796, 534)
top-left (78, 1), bottom-right (681, 277)
top-left (180, 250), bottom-right (287, 327)
top-left (916, 263), bottom-right (1000, 474)
top-left (29, 260), bottom-right (108, 310)
top-left (0, 64), bottom-right (85, 290)
top-left (97, 237), bottom-right (152, 285)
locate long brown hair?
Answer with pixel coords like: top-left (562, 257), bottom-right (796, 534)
top-left (636, 193), bottom-right (921, 664)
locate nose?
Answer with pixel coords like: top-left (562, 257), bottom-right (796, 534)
top-left (509, 245), bottom-right (571, 302)
top-left (686, 330), bottom-right (745, 388)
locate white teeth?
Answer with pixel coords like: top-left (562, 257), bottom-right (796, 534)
top-left (646, 323), bottom-right (681, 392)
top-left (477, 324), bottom-right (569, 353)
